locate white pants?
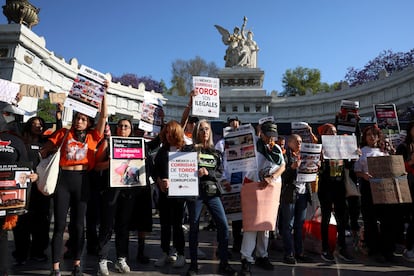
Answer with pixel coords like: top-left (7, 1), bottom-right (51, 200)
top-left (240, 231), bottom-right (269, 263)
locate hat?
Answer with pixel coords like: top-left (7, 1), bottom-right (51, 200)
top-left (188, 116), bottom-right (199, 124)
top-left (0, 101), bottom-right (25, 115)
top-left (227, 116), bottom-right (239, 123)
top-left (261, 121), bottom-right (278, 137)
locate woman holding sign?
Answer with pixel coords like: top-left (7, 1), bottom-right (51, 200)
top-left (153, 120), bottom-right (187, 268)
top-left (354, 125), bottom-right (396, 262)
top-left (186, 119), bottom-right (237, 276)
top-left (40, 81), bottom-right (108, 276)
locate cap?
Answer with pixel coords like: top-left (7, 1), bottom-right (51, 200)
top-left (261, 121), bottom-right (278, 137)
top-left (188, 116), bottom-right (199, 124)
top-left (0, 101), bottom-right (25, 115)
top-left (227, 115), bottom-right (239, 123)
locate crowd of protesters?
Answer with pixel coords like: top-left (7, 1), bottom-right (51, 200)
top-left (2, 85), bottom-right (414, 276)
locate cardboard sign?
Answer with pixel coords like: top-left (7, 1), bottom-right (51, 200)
top-left (370, 176), bottom-right (412, 204)
top-left (49, 92), bottom-right (67, 104)
top-left (19, 84), bottom-right (44, 99)
top-left (367, 155), bottom-right (406, 178)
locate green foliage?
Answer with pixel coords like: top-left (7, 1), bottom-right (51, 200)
top-left (37, 98), bottom-right (57, 122)
top-left (281, 67), bottom-right (323, 96)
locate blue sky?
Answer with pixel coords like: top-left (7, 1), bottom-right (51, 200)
top-left (2, 0), bottom-right (413, 93)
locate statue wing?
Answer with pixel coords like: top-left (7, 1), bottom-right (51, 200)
top-left (214, 25), bottom-right (230, 45)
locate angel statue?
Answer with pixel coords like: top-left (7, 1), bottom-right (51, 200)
top-left (214, 16), bottom-right (259, 68)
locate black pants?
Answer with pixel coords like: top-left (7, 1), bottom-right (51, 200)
top-left (98, 188), bottom-right (136, 259)
top-left (318, 179), bottom-right (348, 251)
top-left (51, 170), bottom-right (90, 263)
top-left (158, 191), bottom-right (185, 255)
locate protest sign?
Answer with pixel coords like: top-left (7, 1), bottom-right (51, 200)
top-left (49, 92), bottom-right (67, 104)
top-left (367, 155), bottom-right (411, 204)
top-left (192, 76), bottom-right (220, 118)
top-left (221, 124), bottom-right (257, 220)
top-left (138, 92), bottom-right (163, 134)
top-left (336, 100), bottom-right (359, 135)
top-left (297, 143), bottom-right (322, 182)
top-left (109, 136), bottom-right (146, 188)
top-left (241, 179), bottom-right (281, 231)
top-left (64, 65), bottom-right (106, 118)
top-left (168, 152), bottom-right (198, 197)
top-left (291, 122), bottom-right (313, 143)
top-left (0, 162), bottom-right (31, 216)
top-left (0, 78), bottom-right (20, 104)
top-left (374, 103), bottom-right (401, 148)
top-left (321, 135), bottom-right (359, 160)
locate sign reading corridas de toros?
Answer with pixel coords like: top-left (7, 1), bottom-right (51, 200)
top-left (192, 76), bottom-right (220, 118)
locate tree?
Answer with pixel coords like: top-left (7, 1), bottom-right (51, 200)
top-left (170, 56), bottom-right (219, 96)
top-left (112, 73), bottom-right (164, 93)
top-left (344, 49), bottom-right (414, 87)
top-left (37, 98), bottom-right (58, 122)
top-left (281, 67), bottom-right (324, 96)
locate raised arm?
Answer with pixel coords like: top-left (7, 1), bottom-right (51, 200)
top-left (95, 80), bottom-right (109, 135)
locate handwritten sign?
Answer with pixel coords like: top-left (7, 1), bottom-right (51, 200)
top-left (19, 84), bottom-right (44, 99)
top-left (370, 177), bottom-right (412, 204)
top-left (168, 152), bottom-right (198, 197)
top-left (321, 135), bottom-right (358, 160)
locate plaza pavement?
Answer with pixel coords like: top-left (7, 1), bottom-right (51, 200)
top-left (6, 213), bottom-right (414, 276)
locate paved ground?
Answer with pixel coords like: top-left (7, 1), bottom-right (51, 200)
top-left (6, 213), bottom-right (414, 276)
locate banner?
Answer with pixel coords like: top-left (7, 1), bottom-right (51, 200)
top-left (168, 152), bottom-right (199, 197)
top-left (109, 136), bottom-right (146, 187)
top-left (192, 76), bottom-right (220, 118)
top-left (291, 122), bottom-right (313, 143)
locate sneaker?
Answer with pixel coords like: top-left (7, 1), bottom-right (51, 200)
top-left (155, 252), bottom-right (169, 267)
top-left (403, 248), bottom-right (414, 262)
top-left (98, 259), bottom-right (111, 276)
top-left (321, 251), bottom-right (335, 262)
top-left (240, 259), bottom-right (251, 276)
top-left (295, 254), bottom-right (312, 262)
top-left (115, 257), bottom-right (130, 273)
top-left (49, 270), bottom-right (61, 276)
top-left (338, 249), bottom-right (354, 261)
top-left (219, 262), bottom-right (238, 275)
top-left (169, 252), bottom-right (178, 262)
top-left (255, 256), bottom-right (274, 270)
top-left (283, 255), bottom-right (297, 264)
top-left (173, 255), bottom-right (186, 268)
top-left (71, 265), bottom-right (83, 276)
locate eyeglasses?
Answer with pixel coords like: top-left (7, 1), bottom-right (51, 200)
top-left (199, 127), bottom-right (210, 132)
top-left (118, 124), bottom-right (131, 129)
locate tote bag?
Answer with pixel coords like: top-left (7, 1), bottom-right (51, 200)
top-left (36, 129), bottom-right (68, 196)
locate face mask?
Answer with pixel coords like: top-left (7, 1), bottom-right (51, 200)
top-left (3, 113), bottom-right (15, 124)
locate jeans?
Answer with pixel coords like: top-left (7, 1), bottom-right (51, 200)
top-left (280, 193), bottom-right (308, 256)
top-left (187, 195), bottom-right (229, 265)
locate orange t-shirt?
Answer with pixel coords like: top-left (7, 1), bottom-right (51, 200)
top-left (49, 128), bottom-right (103, 170)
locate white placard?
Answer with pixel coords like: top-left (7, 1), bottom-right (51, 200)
top-left (192, 76), bottom-right (220, 118)
top-left (168, 152), bottom-right (199, 197)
